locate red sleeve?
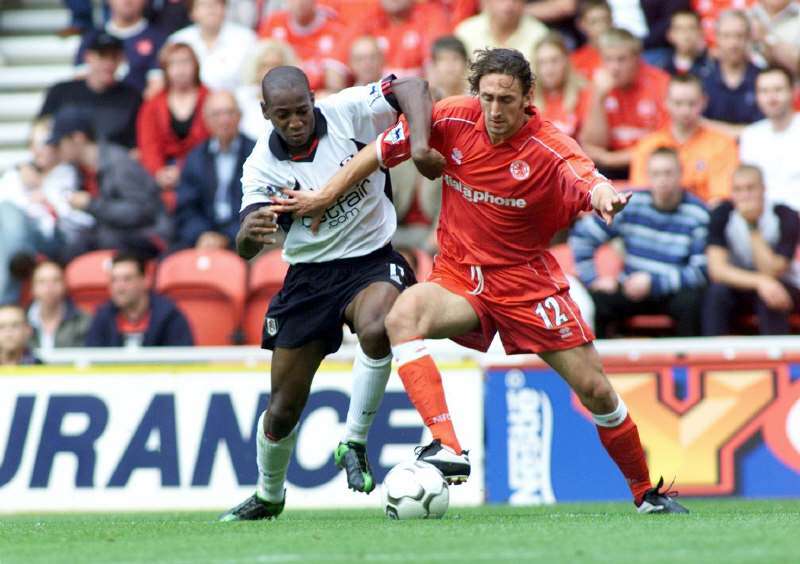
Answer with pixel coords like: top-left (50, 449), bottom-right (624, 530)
top-left (136, 97), bottom-right (165, 176)
top-left (377, 116), bottom-right (412, 168)
top-left (539, 123), bottom-right (604, 218)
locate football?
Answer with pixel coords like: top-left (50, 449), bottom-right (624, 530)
top-left (381, 460), bottom-right (450, 520)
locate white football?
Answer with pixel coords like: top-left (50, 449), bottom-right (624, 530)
top-left (381, 460), bottom-right (450, 520)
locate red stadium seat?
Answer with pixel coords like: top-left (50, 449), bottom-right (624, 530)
top-left (65, 250), bottom-right (115, 313)
top-left (66, 250), bottom-right (156, 314)
top-left (243, 249), bottom-right (289, 345)
top-left (156, 249), bottom-right (247, 345)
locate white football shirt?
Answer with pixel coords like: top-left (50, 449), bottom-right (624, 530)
top-left (240, 79), bottom-right (400, 264)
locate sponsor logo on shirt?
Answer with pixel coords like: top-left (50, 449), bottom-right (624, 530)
top-left (302, 179), bottom-right (372, 231)
top-left (385, 123), bottom-right (405, 145)
top-left (443, 174), bottom-right (526, 208)
top-left (451, 148), bottom-right (463, 165)
top-left (509, 160), bottom-right (530, 181)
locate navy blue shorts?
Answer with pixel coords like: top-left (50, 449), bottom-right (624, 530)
top-left (261, 245), bottom-right (416, 354)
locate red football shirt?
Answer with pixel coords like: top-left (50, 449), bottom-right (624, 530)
top-left (582, 62), bottom-right (670, 150)
top-left (378, 97), bottom-right (604, 266)
top-left (355, 2), bottom-right (450, 78)
top-left (258, 8), bottom-right (349, 90)
top-left (570, 44), bottom-right (602, 80)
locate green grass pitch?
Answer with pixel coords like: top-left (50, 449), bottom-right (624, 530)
top-left (1, 499), bottom-right (798, 564)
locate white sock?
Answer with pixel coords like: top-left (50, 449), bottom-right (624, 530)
top-left (591, 395), bottom-right (628, 428)
top-left (255, 411), bottom-right (297, 503)
top-left (343, 345), bottom-right (392, 444)
top-left (391, 339), bottom-right (429, 366)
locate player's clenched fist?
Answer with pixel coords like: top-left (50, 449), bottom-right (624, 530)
top-left (242, 207), bottom-right (279, 245)
top-left (412, 147), bottom-right (446, 180)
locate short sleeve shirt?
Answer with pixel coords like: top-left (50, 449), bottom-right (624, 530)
top-left (240, 79), bottom-right (400, 264)
top-left (378, 97), bottom-right (604, 266)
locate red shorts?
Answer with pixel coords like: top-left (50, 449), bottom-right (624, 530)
top-left (429, 253), bottom-right (595, 354)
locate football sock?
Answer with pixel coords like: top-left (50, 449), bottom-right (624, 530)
top-left (392, 339), bottom-right (463, 454)
top-left (593, 397), bottom-right (652, 504)
top-left (343, 345), bottom-right (392, 444)
top-left (255, 410), bottom-right (297, 504)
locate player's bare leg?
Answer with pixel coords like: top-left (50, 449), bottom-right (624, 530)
top-left (333, 282), bottom-right (400, 494)
top-left (219, 341), bottom-right (327, 521)
top-left (539, 343), bottom-right (688, 514)
top-left (384, 282), bottom-right (480, 483)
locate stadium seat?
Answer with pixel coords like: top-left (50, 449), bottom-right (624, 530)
top-left (156, 249), bottom-right (247, 346)
top-left (65, 250), bottom-right (115, 313)
top-left (65, 250), bottom-right (156, 313)
top-left (243, 249), bottom-right (289, 345)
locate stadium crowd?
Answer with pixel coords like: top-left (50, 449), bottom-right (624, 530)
top-left (2, 0), bottom-right (800, 365)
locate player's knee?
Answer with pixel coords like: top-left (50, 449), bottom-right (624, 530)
top-left (575, 377), bottom-right (615, 409)
top-left (385, 296), bottom-right (425, 343)
top-left (357, 319), bottom-right (390, 357)
top-left (266, 397), bottom-right (303, 439)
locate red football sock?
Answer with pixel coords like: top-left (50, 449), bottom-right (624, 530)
top-left (596, 414), bottom-right (652, 504)
top-left (395, 345), bottom-right (462, 453)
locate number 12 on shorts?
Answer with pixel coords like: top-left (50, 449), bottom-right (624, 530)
top-left (534, 296), bottom-right (569, 329)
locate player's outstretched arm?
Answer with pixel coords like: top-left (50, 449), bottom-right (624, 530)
top-left (591, 182), bottom-right (631, 225)
top-left (391, 78), bottom-right (433, 161)
top-left (269, 141), bottom-right (382, 234)
top-left (236, 207), bottom-right (279, 259)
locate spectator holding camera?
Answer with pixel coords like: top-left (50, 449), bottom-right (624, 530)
top-left (703, 164), bottom-right (800, 335)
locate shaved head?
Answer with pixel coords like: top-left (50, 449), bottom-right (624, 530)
top-left (261, 66), bottom-right (311, 109)
top-left (260, 66), bottom-right (316, 151)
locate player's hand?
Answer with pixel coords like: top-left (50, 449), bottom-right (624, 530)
top-left (268, 189), bottom-right (330, 235)
top-left (589, 276), bottom-right (619, 294)
top-left (592, 184), bottom-right (630, 225)
top-left (242, 207), bottom-right (279, 245)
top-left (757, 276), bottom-right (793, 311)
top-left (622, 272), bottom-right (651, 302)
top-left (412, 147), bottom-right (446, 180)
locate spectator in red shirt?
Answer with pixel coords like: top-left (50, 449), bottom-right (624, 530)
top-left (358, 0), bottom-right (450, 78)
top-left (349, 36), bottom-right (385, 86)
top-left (579, 27), bottom-right (670, 179)
top-left (258, 0), bottom-right (349, 93)
top-left (533, 32), bottom-right (589, 138)
top-left (136, 42), bottom-right (210, 197)
top-left (428, 36), bottom-right (469, 100)
top-left (571, 0), bottom-right (612, 80)
top-left (692, 0), bottom-right (756, 48)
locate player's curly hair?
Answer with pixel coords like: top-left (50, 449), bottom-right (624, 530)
top-left (468, 48), bottom-right (535, 96)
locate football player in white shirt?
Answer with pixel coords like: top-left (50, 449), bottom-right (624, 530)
top-left (220, 67), bottom-right (434, 521)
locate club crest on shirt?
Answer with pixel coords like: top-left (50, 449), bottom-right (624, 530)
top-left (385, 123), bottom-right (405, 145)
top-left (509, 159), bottom-right (531, 181)
top-left (266, 317), bottom-right (278, 336)
top-left (451, 147), bottom-right (463, 165)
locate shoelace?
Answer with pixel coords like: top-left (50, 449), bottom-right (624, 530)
top-left (653, 477), bottom-right (680, 500)
top-left (352, 446), bottom-right (370, 471)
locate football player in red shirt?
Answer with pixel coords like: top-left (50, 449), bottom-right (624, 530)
top-left (273, 48), bottom-right (688, 514)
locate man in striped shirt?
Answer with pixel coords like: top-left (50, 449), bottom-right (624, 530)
top-left (570, 147), bottom-right (709, 337)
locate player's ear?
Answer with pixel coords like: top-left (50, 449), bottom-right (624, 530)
top-left (309, 90), bottom-right (315, 105)
top-left (260, 100), bottom-right (269, 120)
